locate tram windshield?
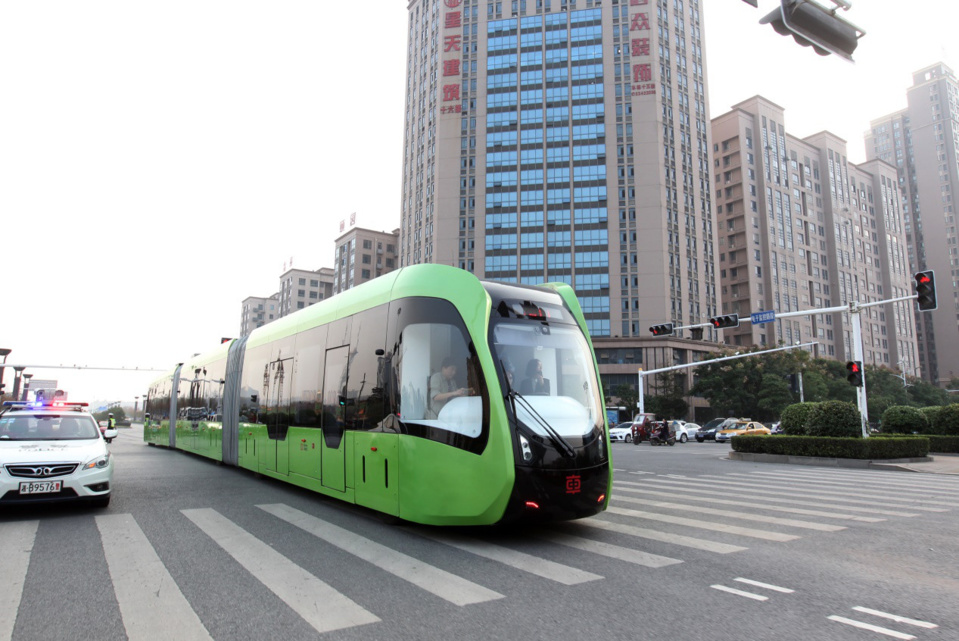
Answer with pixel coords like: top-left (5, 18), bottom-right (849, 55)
top-left (491, 321), bottom-right (603, 439)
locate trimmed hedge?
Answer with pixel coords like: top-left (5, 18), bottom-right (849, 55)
top-left (780, 402), bottom-right (819, 435)
top-left (933, 404), bottom-right (959, 435)
top-left (806, 401), bottom-right (862, 438)
top-left (732, 435), bottom-right (929, 459)
top-left (881, 406), bottom-right (929, 434)
top-left (928, 435), bottom-right (959, 453)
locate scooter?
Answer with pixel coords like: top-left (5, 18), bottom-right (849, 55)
top-left (649, 431), bottom-right (675, 446)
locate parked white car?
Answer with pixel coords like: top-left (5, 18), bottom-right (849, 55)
top-left (673, 422), bottom-right (701, 443)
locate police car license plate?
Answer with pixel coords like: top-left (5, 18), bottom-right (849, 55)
top-left (19, 481), bottom-right (62, 494)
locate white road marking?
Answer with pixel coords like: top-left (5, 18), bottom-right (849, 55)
top-left (634, 477), bottom-right (917, 517)
top-left (95, 513), bottom-right (212, 641)
top-left (259, 503), bottom-right (503, 605)
top-left (421, 531), bottom-right (603, 585)
top-left (828, 615), bottom-right (916, 640)
top-left (710, 585), bottom-right (768, 601)
top-left (607, 505), bottom-right (800, 542)
top-left (586, 515), bottom-right (747, 553)
top-left (852, 607), bottom-right (938, 629)
top-left (613, 495), bottom-right (845, 532)
top-left (734, 577), bottom-right (795, 593)
top-left (616, 483), bottom-right (884, 522)
top-left (536, 531), bottom-right (682, 568)
top-left (0, 520), bottom-right (38, 641)
top-left (183, 508), bottom-right (379, 634)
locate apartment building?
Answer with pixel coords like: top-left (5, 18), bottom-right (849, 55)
top-left (866, 63), bottom-right (959, 384)
top-left (712, 96), bottom-right (918, 371)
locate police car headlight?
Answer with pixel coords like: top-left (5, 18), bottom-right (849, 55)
top-left (83, 452), bottom-right (112, 470)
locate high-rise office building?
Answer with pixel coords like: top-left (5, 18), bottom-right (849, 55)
top-left (712, 96), bottom-right (918, 371)
top-left (866, 63), bottom-right (959, 385)
top-left (400, 0), bottom-right (720, 396)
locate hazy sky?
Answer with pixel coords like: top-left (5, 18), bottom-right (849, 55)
top-left (1, 0), bottom-right (956, 406)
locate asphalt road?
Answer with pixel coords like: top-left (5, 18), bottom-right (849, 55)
top-left (2, 428), bottom-right (956, 641)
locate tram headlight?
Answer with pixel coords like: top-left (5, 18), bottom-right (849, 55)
top-left (518, 434), bottom-right (533, 462)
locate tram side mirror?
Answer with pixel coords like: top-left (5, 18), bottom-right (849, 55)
top-left (251, 395), bottom-right (258, 403)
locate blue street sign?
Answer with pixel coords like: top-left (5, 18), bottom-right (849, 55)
top-left (751, 310), bottom-right (776, 325)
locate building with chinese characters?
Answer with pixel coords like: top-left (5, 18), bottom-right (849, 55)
top-left (712, 96), bottom-right (918, 373)
top-left (400, 0), bottom-right (721, 407)
top-left (866, 63), bottom-right (959, 385)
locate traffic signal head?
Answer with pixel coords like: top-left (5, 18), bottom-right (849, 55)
top-left (649, 323), bottom-right (674, 337)
top-left (846, 361), bottom-right (863, 387)
top-left (760, 0), bottom-right (863, 62)
top-left (709, 314), bottom-right (740, 329)
top-left (914, 270), bottom-right (937, 311)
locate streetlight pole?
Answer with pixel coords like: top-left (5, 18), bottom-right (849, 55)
top-left (0, 348), bottom-right (10, 400)
top-left (11, 367), bottom-right (25, 401)
top-left (21, 373), bottom-right (34, 402)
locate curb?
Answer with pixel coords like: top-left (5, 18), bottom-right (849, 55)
top-left (727, 451), bottom-right (934, 471)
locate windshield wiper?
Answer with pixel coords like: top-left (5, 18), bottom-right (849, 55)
top-left (499, 371), bottom-right (575, 461)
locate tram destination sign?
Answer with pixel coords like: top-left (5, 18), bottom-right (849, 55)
top-left (751, 310), bottom-right (776, 325)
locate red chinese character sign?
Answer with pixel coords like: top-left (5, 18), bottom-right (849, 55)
top-left (441, 0), bottom-right (464, 116)
top-left (629, 1), bottom-right (656, 98)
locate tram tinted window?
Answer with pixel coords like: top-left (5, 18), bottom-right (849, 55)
top-left (347, 307), bottom-right (390, 431)
top-left (492, 322), bottom-right (603, 438)
top-left (391, 298), bottom-right (489, 450)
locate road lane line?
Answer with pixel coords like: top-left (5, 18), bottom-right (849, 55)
top-left (852, 607), bottom-right (938, 629)
top-left (183, 508), bottom-right (379, 634)
top-left (613, 495), bottom-right (845, 532)
top-left (734, 578), bottom-right (795, 593)
top-left (828, 615), bottom-right (916, 640)
top-left (420, 531), bottom-right (603, 585)
top-left (0, 520), bottom-right (38, 641)
top-left (95, 513), bottom-right (212, 641)
top-left (606, 505), bottom-right (800, 541)
top-left (585, 516), bottom-right (747, 553)
top-left (259, 503), bottom-right (503, 605)
top-left (632, 478), bottom-right (917, 517)
top-left (710, 585), bottom-right (768, 601)
top-left (615, 484), bottom-right (884, 522)
top-left (719, 473), bottom-right (956, 510)
top-left (536, 531), bottom-right (682, 568)
top-left (739, 470), bottom-right (959, 498)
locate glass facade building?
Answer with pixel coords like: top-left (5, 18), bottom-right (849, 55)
top-left (400, 0), bottom-right (721, 412)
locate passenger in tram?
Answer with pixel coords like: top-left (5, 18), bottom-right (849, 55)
top-left (427, 357), bottom-right (470, 419)
top-left (519, 358), bottom-right (550, 396)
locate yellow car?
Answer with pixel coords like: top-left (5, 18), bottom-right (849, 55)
top-left (715, 420), bottom-right (770, 443)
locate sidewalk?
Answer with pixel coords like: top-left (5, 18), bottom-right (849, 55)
top-left (872, 453), bottom-right (959, 475)
top-left (728, 451), bottom-right (959, 475)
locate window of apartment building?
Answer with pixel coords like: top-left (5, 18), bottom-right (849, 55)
top-left (298, 278), bottom-right (306, 285)
top-left (362, 254), bottom-right (371, 264)
top-left (363, 239), bottom-right (372, 249)
top-left (362, 269), bottom-right (371, 279)
top-left (310, 279), bottom-right (318, 287)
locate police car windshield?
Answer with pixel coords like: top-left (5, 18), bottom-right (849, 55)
top-left (0, 415), bottom-right (100, 440)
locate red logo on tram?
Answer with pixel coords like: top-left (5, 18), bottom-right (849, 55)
top-left (565, 475), bottom-right (582, 495)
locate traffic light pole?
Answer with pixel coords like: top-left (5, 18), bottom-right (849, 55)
top-left (635, 342), bottom-right (819, 416)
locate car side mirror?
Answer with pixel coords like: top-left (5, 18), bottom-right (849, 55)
top-left (104, 428), bottom-right (119, 439)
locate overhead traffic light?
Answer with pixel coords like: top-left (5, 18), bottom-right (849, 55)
top-left (689, 327), bottom-right (704, 341)
top-left (649, 323), bottom-right (674, 337)
top-left (709, 314), bottom-right (740, 329)
top-left (759, 0), bottom-right (863, 62)
top-left (914, 270), bottom-right (937, 311)
top-left (846, 361), bottom-right (863, 387)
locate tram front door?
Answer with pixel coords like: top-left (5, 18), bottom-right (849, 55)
top-left (321, 345), bottom-right (349, 493)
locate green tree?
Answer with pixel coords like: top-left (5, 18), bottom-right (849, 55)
top-left (756, 373), bottom-right (794, 421)
top-left (648, 371), bottom-right (688, 419)
top-left (799, 370), bottom-right (830, 402)
top-left (611, 383), bottom-right (638, 414)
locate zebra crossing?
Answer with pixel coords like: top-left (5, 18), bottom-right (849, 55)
top-left (1, 466), bottom-right (956, 639)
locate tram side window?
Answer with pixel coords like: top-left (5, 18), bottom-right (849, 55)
top-left (239, 344), bottom-right (270, 424)
top-left (348, 306), bottom-right (390, 431)
top-left (396, 321), bottom-right (484, 438)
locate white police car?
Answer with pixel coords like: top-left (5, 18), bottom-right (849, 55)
top-left (0, 401), bottom-right (116, 507)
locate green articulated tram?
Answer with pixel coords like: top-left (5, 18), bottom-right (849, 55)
top-left (144, 265), bottom-right (611, 525)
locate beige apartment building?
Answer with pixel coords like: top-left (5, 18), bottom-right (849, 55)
top-left (866, 63), bottom-right (959, 385)
top-left (333, 227), bottom-right (400, 295)
top-left (240, 294), bottom-right (280, 337)
top-left (400, 0), bottom-right (722, 405)
top-left (711, 96), bottom-right (918, 372)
